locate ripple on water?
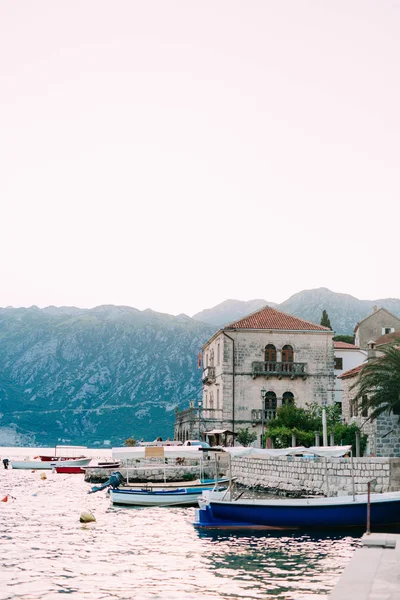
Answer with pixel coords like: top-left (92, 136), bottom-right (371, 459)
top-left (0, 469), bottom-right (361, 599)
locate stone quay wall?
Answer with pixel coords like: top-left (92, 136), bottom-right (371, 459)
top-left (231, 456), bottom-right (400, 496)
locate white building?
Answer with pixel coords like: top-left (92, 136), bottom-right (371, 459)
top-left (333, 341), bottom-right (367, 407)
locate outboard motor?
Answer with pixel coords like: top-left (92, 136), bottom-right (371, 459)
top-left (88, 471), bottom-right (124, 494)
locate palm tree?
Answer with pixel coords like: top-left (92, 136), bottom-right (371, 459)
top-left (351, 343), bottom-right (400, 421)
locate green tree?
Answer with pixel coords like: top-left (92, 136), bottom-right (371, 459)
top-left (265, 402), bottom-right (365, 455)
top-left (236, 427), bottom-right (257, 447)
top-left (351, 343), bottom-right (400, 421)
top-left (333, 334), bottom-right (355, 345)
top-left (320, 309), bottom-right (332, 330)
top-left (124, 437), bottom-right (137, 447)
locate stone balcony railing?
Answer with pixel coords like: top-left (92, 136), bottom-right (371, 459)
top-left (202, 366), bottom-right (216, 385)
top-left (251, 408), bottom-right (277, 422)
top-left (252, 361), bottom-right (308, 379)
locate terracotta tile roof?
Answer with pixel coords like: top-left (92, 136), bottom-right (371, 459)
top-left (333, 341), bottom-right (360, 349)
top-left (338, 364), bottom-right (364, 380)
top-left (225, 305), bottom-right (331, 331)
top-left (374, 330), bottom-right (400, 347)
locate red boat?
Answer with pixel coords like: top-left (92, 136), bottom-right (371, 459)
top-left (38, 445), bottom-right (88, 462)
top-left (55, 465), bottom-right (85, 474)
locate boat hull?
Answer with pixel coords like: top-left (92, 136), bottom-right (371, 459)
top-left (11, 457), bottom-right (92, 470)
top-left (55, 466), bottom-right (85, 474)
top-left (110, 485), bottom-right (226, 507)
top-left (194, 492), bottom-right (400, 530)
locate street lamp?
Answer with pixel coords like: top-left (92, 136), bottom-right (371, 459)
top-left (261, 388), bottom-right (267, 448)
top-left (198, 400), bottom-right (203, 439)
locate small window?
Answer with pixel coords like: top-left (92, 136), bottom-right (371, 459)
top-left (351, 398), bottom-right (358, 417)
top-left (334, 357), bottom-right (343, 370)
top-left (216, 388), bottom-right (220, 408)
top-left (361, 395), bottom-right (368, 417)
top-left (385, 328), bottom-right (391, 335)
top-left (217, 343), bottom-right (220, 365)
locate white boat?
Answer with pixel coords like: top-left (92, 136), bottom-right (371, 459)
top-left (110, 484), bottom-right (227, 507)
top-left (11, 457), bottom-right (92, 470)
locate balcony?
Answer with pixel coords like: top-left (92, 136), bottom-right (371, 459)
top-left (202, 366), bottom-right (216, 385)
top-left (252, 361), bottom-right (307, 379)
top-left (251, 408), bottom-right (277, 421)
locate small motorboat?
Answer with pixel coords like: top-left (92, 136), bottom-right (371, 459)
top-left (82, 461), bottom-right (121, 470)
top-left (110, 484), bottom-right (228, 507)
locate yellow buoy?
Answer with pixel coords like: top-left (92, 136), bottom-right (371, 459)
top-left (40, 472), bottom-right (47, 480)
top-left (80, 511), bottom-right (96, 523)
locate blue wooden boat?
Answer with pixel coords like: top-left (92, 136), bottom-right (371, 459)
top-left (194, 490), bottom-right (400, 529)
top-left (193, 445), bottom-right (400, 530)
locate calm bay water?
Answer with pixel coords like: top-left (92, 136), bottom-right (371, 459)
top-left (0, 448), bottom-right (361, 600)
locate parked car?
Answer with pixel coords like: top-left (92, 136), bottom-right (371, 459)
top-left (183, 440), bottom-right (211, 448)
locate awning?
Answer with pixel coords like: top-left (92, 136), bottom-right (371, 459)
top-left (204, 429), bottom-right (235, 436)
top-left (112, 446), bottom-right (213, 460)
top-left (223, 445), bottom-right (352, 459)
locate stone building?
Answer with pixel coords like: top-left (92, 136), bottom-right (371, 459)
top-left (354, 306), bottom-right (400, 349)
top-left (176, 305), bottom-right (335, 446)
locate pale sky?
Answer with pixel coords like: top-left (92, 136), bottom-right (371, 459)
top-left (1, 1), bottom-right (399, 316)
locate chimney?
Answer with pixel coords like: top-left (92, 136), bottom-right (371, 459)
top-left (373, 305), bottom-right (378, 312)
top-left (367, 340), bottom-right (376, 361)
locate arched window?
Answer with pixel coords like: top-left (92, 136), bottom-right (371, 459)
top-left (264, 344), bottom-right (277, 372)
top-left (265, 344), bottom-right (277, 363)
top-left (264, 391), bottom-right (277, 410)
top-left (282, 345), bottom-right (294, 372)
top-left (282, 391), bottom-right (294, 406)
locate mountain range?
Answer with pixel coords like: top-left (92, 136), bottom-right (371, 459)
top-left (1, 287), bottom-right (399, 447)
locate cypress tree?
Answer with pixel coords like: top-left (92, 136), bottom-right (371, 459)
top-left (320, 309), bottom-right (332, 330)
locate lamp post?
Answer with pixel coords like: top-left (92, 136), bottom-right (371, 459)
top-left (261, 388), bottom-right (267, 449)
top-left (198, 400), bottom-right (203, 439)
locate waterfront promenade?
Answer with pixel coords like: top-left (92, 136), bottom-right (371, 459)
top-left (330, 533), bottom-right (400, 599)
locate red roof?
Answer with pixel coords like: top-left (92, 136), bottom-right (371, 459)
top-left (374, 330), bottom-right (400, 346)
top-left (338, 364), bottom-right (364, 380)
top-left (333, 341), bottom-right (360, 349)
top-left (226, 305), bottom-right (331, 331)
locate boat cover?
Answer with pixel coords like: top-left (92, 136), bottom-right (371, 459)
top-left (223, 445), bottom-right (352, 459)
top-left (112, 446), bottom-right (212, 460)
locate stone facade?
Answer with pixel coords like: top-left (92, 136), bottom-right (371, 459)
top-left (200, 327), bottom-right (334, 444)
top-left (174, 402), bottom-right (199, 442)
top-left (231, 455), bottom-right (400, 495)
top-left (354, 307), bottom-right (400, 349)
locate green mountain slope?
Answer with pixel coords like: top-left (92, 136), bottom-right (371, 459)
top-left (0, 306), bottom-right (215, 446)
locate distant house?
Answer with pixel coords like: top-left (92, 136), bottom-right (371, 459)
top-left (333, 341), bottom-right (367, 408)
top-left (354, 306), bottom-right (400, 349)
top-left (175, 305), bottom-right (335, 446)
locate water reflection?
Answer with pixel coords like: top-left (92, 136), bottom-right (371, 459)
top-left (196, 530), bottom-right (360, 599)
top-left (0, 468), bottom-right (360, 600)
